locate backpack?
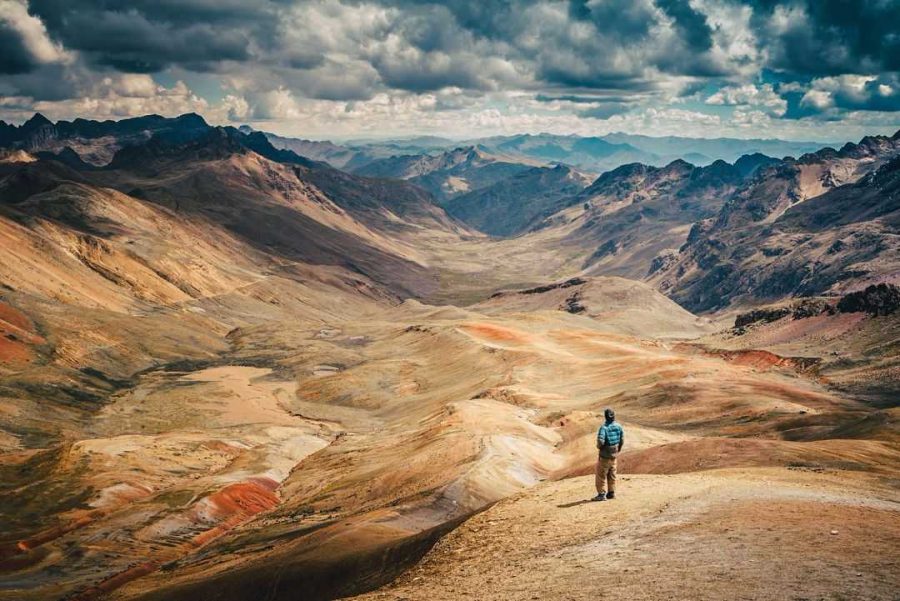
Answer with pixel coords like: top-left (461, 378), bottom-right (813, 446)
top-left (599, 423), bottom-right (622, 458)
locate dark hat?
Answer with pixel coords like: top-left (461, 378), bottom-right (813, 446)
top-left (604, 407), bottom-right (615, 421)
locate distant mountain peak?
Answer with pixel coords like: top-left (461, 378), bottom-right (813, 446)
top-left (23, 112), bottom-right (53, 129)
top-left (663, 158), bottom-right (694, 171)
top-left (174, 112), bottom-right (209, 127)
top-left (733, 153), bottom-right (779, 178)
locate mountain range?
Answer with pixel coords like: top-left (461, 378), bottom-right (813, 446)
top-left (2, 111), bottom-right (898, 309)
top-left (0, 112), bottom-right (898, 601)
top-left (262, 127), bottom-right (830, 174)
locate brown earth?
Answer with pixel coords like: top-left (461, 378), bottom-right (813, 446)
top-left (354, 470), bottom-right (899, 601)
top-left (0, 138), bottom-right (897, 601)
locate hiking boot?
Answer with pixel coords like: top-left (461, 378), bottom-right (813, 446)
top-left (592, 494), bottom-right (606, 501)
top-left (606, 492), bottom-right (615, 499)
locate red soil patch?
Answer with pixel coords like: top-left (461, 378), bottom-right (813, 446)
top-left (675, 343), bottom-right (820, 373)
top-left (720, 349), bottom-right (798, 368)
top-left (0, 300), bottom-right (45, 364)
top-left (714, 349), bottom-right (820, 372)
top-left (0, 336), bottom-right (33, 364)
top-left (189, 477), bottom-right (280, 546)
top-left (461, 323), bottom-right (529, 344)
top-left (68, 478), bottom-right (282, 601)
top-left (207, 477), bottom-right (280, 514)
top-left (0, 301), bottom-right (33, 332)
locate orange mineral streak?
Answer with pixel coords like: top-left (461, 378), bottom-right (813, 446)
top-left (0, 336), bottom-right (33, 364)
top-left (0, 301), bottom-right (45, 364)
top-left (70, 562), bottom-right (160, 601)
top-left (15, 513), bottom-right (96, 552)
top-left (193, 477), bottom-right (280, 524)
top-left (68, 478), bottom-right (283, 601)
top-left (0, 301), bottom-right (34, 332)
top-left (461, 322), bottom-right (530, 344)
top-left (12, 484), bottom-right (154, 554)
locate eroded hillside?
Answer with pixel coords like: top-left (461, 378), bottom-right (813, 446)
top-left (0, 116), bottom-right (897, 601)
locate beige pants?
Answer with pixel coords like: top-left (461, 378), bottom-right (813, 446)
top-left (595, 455), bottom-right (617, 495)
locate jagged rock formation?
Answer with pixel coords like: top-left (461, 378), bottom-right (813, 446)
top-left (556, 158), bottom-right (746, 280)
top-left (648, 133), bottom-right (900, 312)
top-left (837, 283), bottom-right (900, 316)
top-left (0, 112), bottom-right (211, 165)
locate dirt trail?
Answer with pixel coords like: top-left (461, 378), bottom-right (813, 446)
top-left (355, 468), bottom-right (900, 601)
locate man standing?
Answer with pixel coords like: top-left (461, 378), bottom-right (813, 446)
top-left (594, 408), bottom-right (624, 501)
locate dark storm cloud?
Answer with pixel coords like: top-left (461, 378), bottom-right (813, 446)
top-left (29, 0), bottom-right (273, 31)
top-left (566, 0), bottom-right (657, 41)
top-left (363, 3), bottom-right (504, 92)
top-left (0, 63), bottom-right (79, 101)
top-left (4, 0), bottom-right (899, 123)
top-left (392, 0), bottom-right (524, 40)
top-left (655, 0), bottom-right (713, 52)
top-left (751, 0), bottom-right (900, 76)
top-left (0, 1), bottom-right (845, 95)
top-left (0, 21), bottom-right (37, 75)
top-left (28, 0), bottom-right (274, 72)
top-left (506, 0), bottom-right (726, 87)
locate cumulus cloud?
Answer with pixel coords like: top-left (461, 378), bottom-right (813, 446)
top-left (706, 83), bottom-right (787, 116)
top-left (0, 75), bottom-right (210, 122)
top-left (803, 74), bottom-right (900, 112)
top-left (0, 0), bottom-right (898, 138)
top-left (0, 0), bottom-right (69, 74)
top-left (752, 0), bottom-right (900, 76)
top-left (27, 0), bottom-right (271, 72)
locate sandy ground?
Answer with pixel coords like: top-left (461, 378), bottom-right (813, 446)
top-left (355, 469), bottom-right (900, 601)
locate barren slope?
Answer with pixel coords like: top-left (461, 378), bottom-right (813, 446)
top-left (0, 120), bottom-right (898, 601)
top-left (354, 469), bottom-right (899, 601)
top-left (651, 134), bottom-right (900, 312)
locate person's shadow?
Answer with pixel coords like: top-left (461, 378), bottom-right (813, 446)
top-left (556, 499), bottom-right (596, 508)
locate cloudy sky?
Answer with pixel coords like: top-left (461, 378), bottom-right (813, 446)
top-left (1, 0), bottom-right (898, 141)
